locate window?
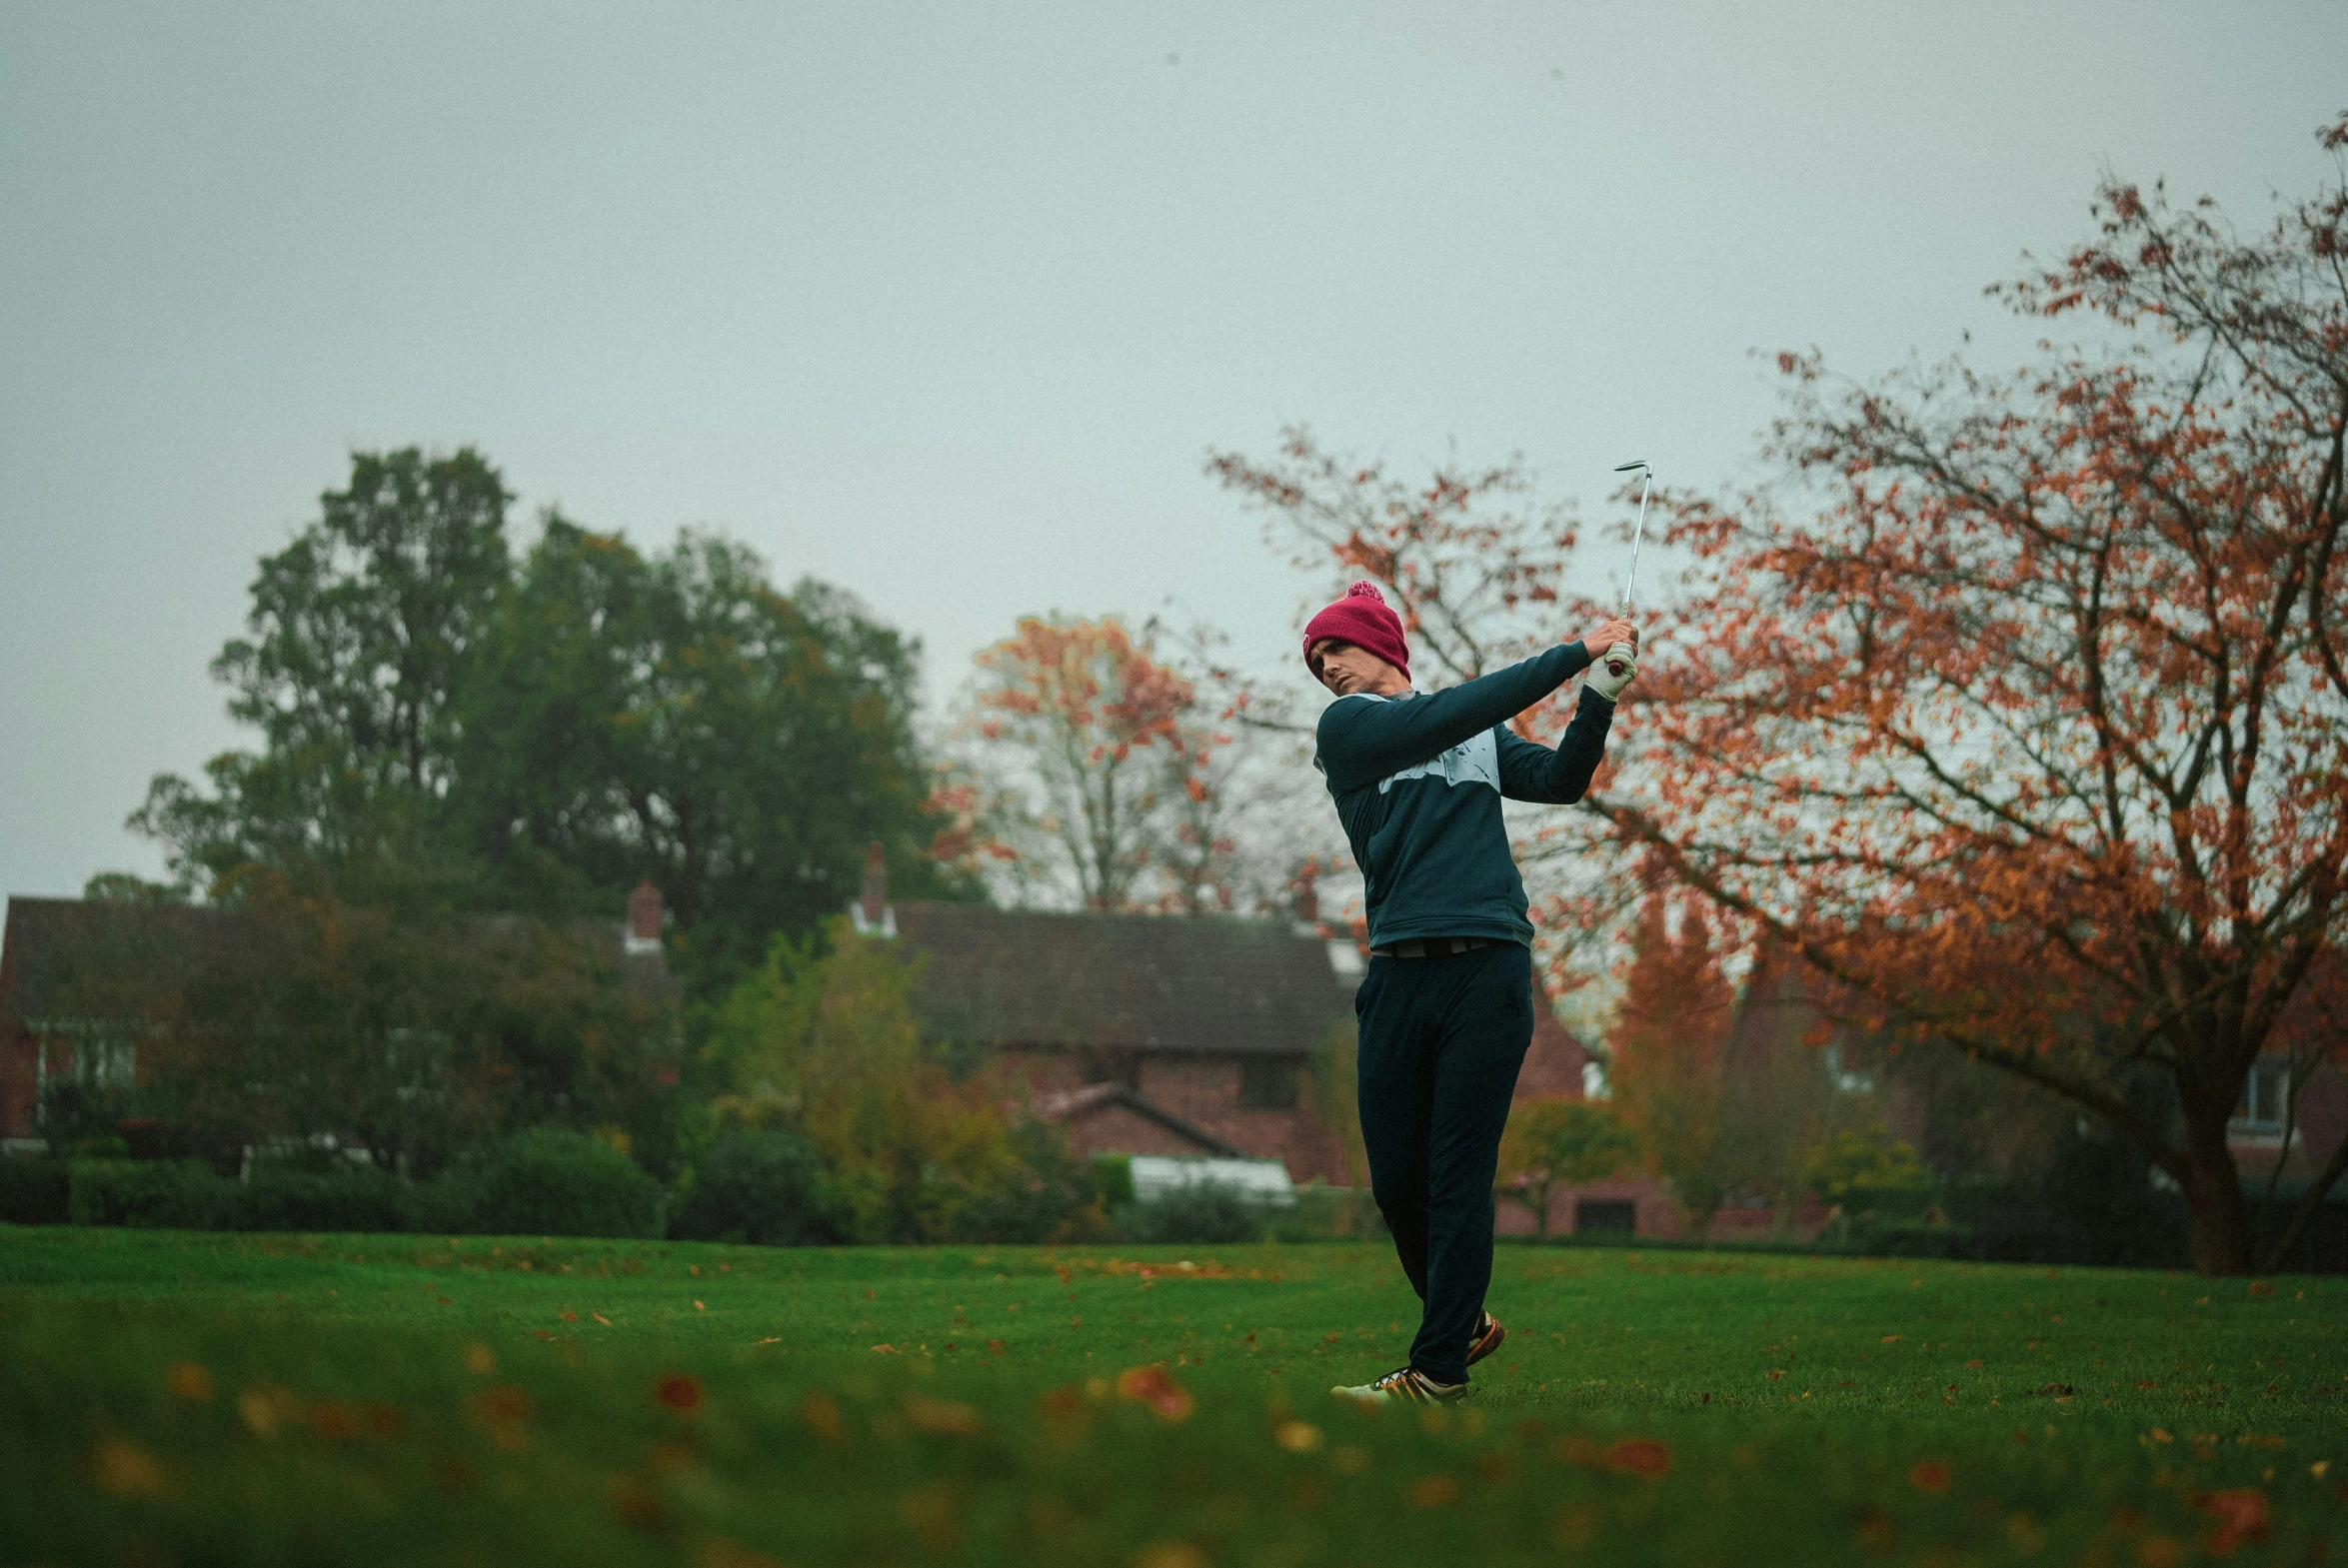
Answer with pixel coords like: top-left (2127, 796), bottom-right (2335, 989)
top-left (1239, 1057), bottom-right (1298, 1110)
top-left (1575, 1199), bottom-right (1637, 1235)
top-left (81, 1038), bottom-right (136, 1090)
top-left (2232, 1058), bottom-right (2291, 1136)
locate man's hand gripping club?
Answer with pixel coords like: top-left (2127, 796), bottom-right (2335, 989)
top-left (1576, 617), bottom-right (1639, 702)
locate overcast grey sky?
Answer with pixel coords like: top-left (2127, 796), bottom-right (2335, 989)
top-left (4, 1), bottom-right (2343, 899)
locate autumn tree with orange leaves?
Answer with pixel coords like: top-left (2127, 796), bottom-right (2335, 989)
top-left (951, 616), bottom-right (1242, 913)
top-left (1605, 885), bottom-right (1739, 1230)
top-left (1592, 121), bottom-right (2348, 1273)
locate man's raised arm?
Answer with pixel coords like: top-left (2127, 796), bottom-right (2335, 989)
top-left (1315, 642), bottom-right (1596, 793)
top-left (1496, 688), bottom-right (1616, 804)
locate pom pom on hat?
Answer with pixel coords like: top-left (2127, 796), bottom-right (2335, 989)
top-left (1302, 579), bottom-right (1410, 681)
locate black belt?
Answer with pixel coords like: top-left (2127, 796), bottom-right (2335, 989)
top-left (1368, 936), bottom-right (1497, 959)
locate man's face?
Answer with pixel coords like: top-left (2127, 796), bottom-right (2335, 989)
top-left (1310, 639), bottom-right (1403, 698)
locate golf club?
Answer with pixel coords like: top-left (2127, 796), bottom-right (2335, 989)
top-left (1607, 461), bottom-right (1652, 678)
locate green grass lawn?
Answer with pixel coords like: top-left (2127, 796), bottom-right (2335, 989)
top-left (2, 1226), bottom-right (2342, 1566)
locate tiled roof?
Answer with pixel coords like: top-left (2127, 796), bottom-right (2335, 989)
top-left (0, 896), bottom-right (673, 1025)
top-left (0, 897), bottom-right (223, 1023)
top-left (891, 902), bottom-right (1353, 1057)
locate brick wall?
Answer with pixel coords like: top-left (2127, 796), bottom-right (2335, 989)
top-left (1136, 1055), bottom-right (1349, 1185)
top-left (1493, 1175), bottom-right (1684, 1240)
top-left (1, 1023), bottom-right (34, 1139)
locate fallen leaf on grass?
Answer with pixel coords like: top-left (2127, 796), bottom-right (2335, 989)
top-left (91, 1437), bottom-right (167, 1498)
top-left (1909, 1461), bottom-right (1950, 1494)
top-left (1117, 1364), bottom-right (1194, 1423)
top-left (871, 1343), bottom-right (901, 1354)
top-left (608, 1475), bottom-right (669, 1533)
top-left (594, 1312), bottom-right (611, 1326)
top-left (1275, 1420), bottom-right (1323, 1452)
top-left (238, 1385), bottom-right (301, 1439)
top-left (1038, 1385), bottom-right (1095, 1448)
top-left (900, 1482), bottom-right (969, 1551)
top-left (2196, 1488), bottom-right (2269, 1552)
top-left (904, 1396), bottom-right (983, 1436)
top-left (1605, 1439), bottom-right (1670, 1478)
top-left (1409, 1473), bottom-right (1460, 1508)
top-left (656, 1374), bottom-right (702, 1415)
top-left (166, 1362), bottom-right (213, 1401)
top-left (1553, 1502), bottom-right (1600, 1549)
top-left (1133, 1541), bottom-right (1209, 1568)
top-left (1854, 1507), bottom-right (1897, 1554)
top-left (802, 1392), bottom-right (844, 1443)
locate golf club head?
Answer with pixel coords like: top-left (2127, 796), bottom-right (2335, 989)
top-left (1613, 461), bottom-right (1649, 474)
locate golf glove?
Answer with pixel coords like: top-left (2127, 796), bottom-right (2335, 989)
top-left (1588, 641), bottom-right (1637, 702)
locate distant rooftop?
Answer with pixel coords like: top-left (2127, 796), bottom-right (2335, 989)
top-left (890, 901), bottom-right (1353, 1057)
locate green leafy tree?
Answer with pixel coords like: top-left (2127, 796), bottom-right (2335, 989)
top-left (457, 522), bottom-right (969, 991)
top-left (1801, 1128), bottom-right (1936, 1221)
top-left (136, 449), bottom-right (512, 889)
top-left (704, 921), bottom-right (1085, 1242)
top-left (132, 450), bottom-right (969, 1003)
top-left (1496, 1098), bottom-right (1641, 1239)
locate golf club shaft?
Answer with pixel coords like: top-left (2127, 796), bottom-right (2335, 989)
top-left (1623, 470), bottom-right (1651, 617)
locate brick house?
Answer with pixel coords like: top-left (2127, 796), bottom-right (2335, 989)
top-left (849, 850), bottom-right (1590, 1188)
top-left (0, 885), bottom-right (675, 1147)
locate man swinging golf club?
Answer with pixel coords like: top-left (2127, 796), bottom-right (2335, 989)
top-left (1307, 582), bottom-right (1638, 1404)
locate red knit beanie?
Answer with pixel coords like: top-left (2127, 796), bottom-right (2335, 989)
top-left (1302, 581), bottom-right (1410, 681)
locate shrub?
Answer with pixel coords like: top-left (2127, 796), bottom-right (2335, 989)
top-left (671, 1132), bottom-right (850, 1245)
top-left (1091, 1153), bottom-right (1136, 1207)
top-left (451, 1128), bottom-right (663, 1239)
top-left (0, 1158), bottom-right (70, 1225)
top-left (1117, 1180), bottom-right (1263, 1245)
top-left (232, 1160), bottom-right (415, 1233)
top-left (1265, 1181), bottom-right (1380, 1242)
top-left (947, 1122), bottom-right (1105, 1244)
top-left (37, 1080), bottom-right (132, 1146)
top-left (1803, 1129), bottom-right (1937, 1220)
top-left (67, 1160), bottom-right (236, 1228)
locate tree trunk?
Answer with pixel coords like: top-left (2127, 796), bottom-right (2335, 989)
top-left (2180, 1121), bottom-right (2253, 1276)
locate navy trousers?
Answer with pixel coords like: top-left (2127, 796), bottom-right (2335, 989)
top-left (1354, 940), bottom-right (1535, 1386)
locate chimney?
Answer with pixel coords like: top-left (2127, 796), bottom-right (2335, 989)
top-left (850, 841), bottom-right (897, 938)
top-left (1290, 860), bottom-right (1321, 930)
top-left (626, 879), bottom-right (663, 956)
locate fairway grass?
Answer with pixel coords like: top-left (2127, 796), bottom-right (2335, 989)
top-left (2, 1227), bottom-right (2342, 1565)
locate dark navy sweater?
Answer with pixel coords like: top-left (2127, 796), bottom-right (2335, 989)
top-left (1313, 642), bottom-right (1615, 948)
